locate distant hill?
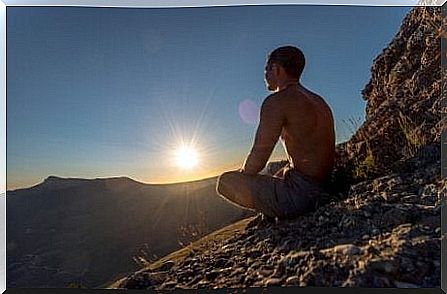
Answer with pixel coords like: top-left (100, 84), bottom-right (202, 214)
top-left (6, 176), bottom-right (254, 288)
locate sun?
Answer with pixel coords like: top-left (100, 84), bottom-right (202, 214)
top-left (174, 145), bottom-right (199, 169)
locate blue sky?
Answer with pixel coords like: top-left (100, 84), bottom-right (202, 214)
top-left (6, 5), bottom-right (412, 190)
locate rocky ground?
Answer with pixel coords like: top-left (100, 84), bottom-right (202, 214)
top-left (111, 151), bottom-right (442, 290)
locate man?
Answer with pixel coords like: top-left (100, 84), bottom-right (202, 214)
top-left (216, 46), bottom-right (335, 221)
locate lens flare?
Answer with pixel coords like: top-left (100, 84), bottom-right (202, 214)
top-left (238, 99), bottom-right (259, 125)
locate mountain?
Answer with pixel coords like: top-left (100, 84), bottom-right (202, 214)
top-left (6, 176), bottom-right (254, 288)
top-left (109, 6), bottom-right (443, 290)
top-left (335, 5), bottom-right (442, 184)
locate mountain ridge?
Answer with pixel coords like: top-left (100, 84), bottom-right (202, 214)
top-left (7, 174), bottom-right (220, 194)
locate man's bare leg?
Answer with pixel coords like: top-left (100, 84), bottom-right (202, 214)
top-left (217, 170), bottom-right (280, 226)
top-left (216, 170), bottom-right (256, 210)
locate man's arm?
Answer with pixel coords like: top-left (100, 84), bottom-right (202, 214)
top-left (241, 95), bottom-right (285, 175)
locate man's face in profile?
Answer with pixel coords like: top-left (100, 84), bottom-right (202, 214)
top-left (264, 60), bottom-right (276, 92)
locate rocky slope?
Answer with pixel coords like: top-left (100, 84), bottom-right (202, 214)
top-left (336, 5), bottom-right (443, 184)
top-left (109, 6), bottom-right (443, 290)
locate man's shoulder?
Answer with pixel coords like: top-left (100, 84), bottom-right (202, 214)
top-left (262, 91), bottom-right (284, 106)
top-left (260, 94), bottom-right (283, 114)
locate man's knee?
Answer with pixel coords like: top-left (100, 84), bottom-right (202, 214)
top-left (216, 171), bottom-right (258, 210)
top-left (216, 171), bottom-right (235, 196)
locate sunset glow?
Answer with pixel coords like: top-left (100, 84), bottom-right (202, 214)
top-left (174, 145), bottom-right (199, 169)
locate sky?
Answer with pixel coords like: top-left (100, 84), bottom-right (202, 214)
top-left (6, 5), bottom-right (412, 190)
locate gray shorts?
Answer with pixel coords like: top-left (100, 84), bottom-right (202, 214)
top-left (250, 167), bottom-right (324, 219)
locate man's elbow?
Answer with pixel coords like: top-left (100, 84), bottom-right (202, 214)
top-left (241, 169), bottom-right (258, 176)
top-left (241, 162), bottom-right (264, 175)
top-left (243, 147), bottom-right (271, 175)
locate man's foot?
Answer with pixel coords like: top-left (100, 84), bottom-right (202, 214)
top-left (246, 213), bottom-right (277, 229)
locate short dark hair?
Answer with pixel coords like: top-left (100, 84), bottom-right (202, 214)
top-left (268, 46), bottom-right (305, 80)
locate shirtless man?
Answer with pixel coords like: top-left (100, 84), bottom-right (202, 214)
top-left (216, 46), bottom-right (335, 220)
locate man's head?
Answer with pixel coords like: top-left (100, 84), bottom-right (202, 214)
top-left (264, 46), bottom-right (305, 91)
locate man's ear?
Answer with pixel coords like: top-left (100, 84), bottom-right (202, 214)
top-left (276, 64), bottom-right (287, 77)
top-left (271, 63), bottom-right (279, 72)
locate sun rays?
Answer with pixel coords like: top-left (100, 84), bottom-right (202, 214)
top-left (174, 144), bottom-right (199, 169)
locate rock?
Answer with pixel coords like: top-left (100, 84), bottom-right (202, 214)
top-left (258, 269), bottom-right (273, 277)
top-left (394, 281), bottom-right (420, 288)
top-left (213, 258), bottom-right (227, 268)
top-left (369, 260), bottom-right (396, 274)
top-left (230, 267), bottom-right (245, 276)
top-left (122, 274), bottom-right (152, 289)
top-left (373, 276), bottom-right (391, 287)
top-left (156, 261), bottom-right (175, 272)
top-left (248, 249), bottom-right (263, 258)
top-left (197, 280), bottom-right (209, 288)
top-left (278, 241), bottom-right (294, 253)
top-left (401, 195), bottom-right (419, 204)
top-left (182, 258), bottom-right (197, 267)
top-left (264, 278), bottom-right (284, 287)
top-left (186, 275), bottom-right (201, 286)
top-left (285, 276), bottom-right (300, 285)
top-left (158, 280), bottom-right (177, 290)
top-left (248, 261), bottom-right (262, 272)
top-left (281, 251), bottom-right (309, 268)
top-left (272, 261), bottom-right (286, 277)
top-left (333, 244), bottom-right (361, 256)
top-left (400, 257), bottom-right (415, 272)
top-left (148, 271), bottom-right (168, 285)
top-left (224, 260), bottom-right (235, 268)
top-left (220, 244), bottom-right (231, 251)
top-left (242, 275), bottom-right (255, 286)
top-left (205, 270), bottom-right (223, 281)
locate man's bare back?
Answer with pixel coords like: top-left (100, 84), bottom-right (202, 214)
top-left (216, 46), bottom-right (335, 220)
top-left (278, 84), bottom-right (335, 182)
top-left (241, 84), bottom-right (334, 183)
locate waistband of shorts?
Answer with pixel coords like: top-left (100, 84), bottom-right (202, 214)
top-left (286, 168), bottom-right (324, 187)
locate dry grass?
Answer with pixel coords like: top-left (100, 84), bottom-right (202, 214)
top-left (341, 116), bottom-right (363, 141)
top-left (132, 243), bottom-right (159, 268)
top-left (177, 211), bottom-right (209, 247)
top-left (106, 217), bottom-right (253, 289)
top-left (397, 111), bottom-right (426, 158)
top-left (342, 116), bottom-right (376, 181)
top-left (353, 142), bottom-right (376, 181)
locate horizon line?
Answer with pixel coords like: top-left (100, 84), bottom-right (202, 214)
top-left (6, 173), bottom-right (223, 192)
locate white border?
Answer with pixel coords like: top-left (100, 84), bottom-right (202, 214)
top-left (1, 0), bottom-right (444, 293)
top-left (1, 0), bottom-right (5, 292)
top-left (1, 0), bottom-right (446, 7)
